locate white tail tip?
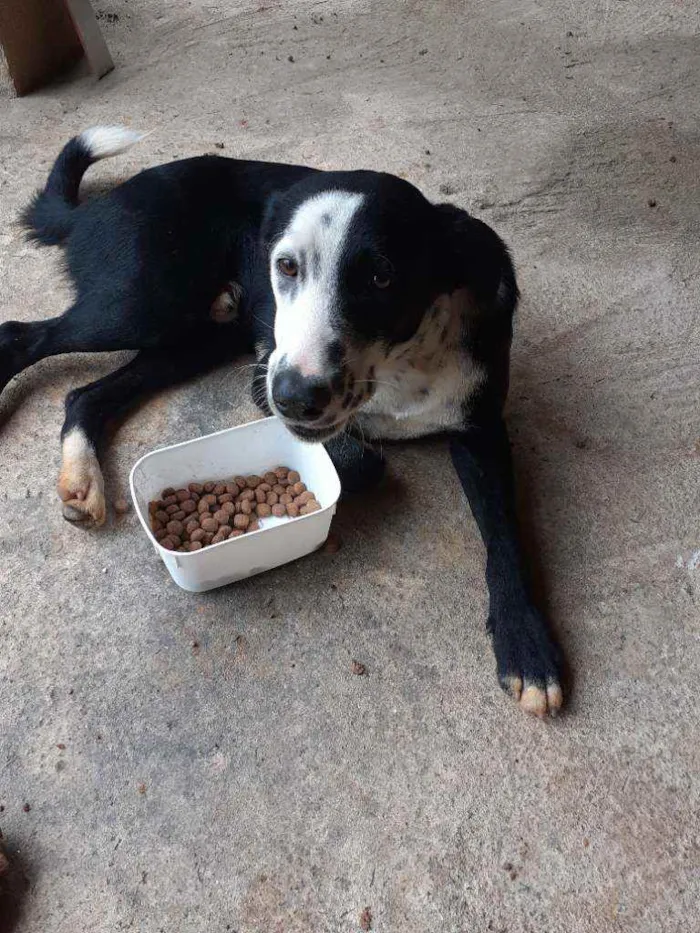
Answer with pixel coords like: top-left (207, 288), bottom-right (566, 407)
top-left (79, 125), bottom-right (144, 160)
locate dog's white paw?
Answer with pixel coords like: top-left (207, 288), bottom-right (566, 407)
top-left (57, 429), bottom-right (106, 527)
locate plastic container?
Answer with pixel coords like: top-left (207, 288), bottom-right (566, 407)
top-left (129, 416), bottom-right (341, 592)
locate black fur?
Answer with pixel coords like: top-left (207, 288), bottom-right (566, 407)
top-left (1, 131), bottom-right (564, 715)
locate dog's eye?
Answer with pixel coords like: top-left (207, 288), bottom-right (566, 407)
top-left (372, 272), bottom-right (392, 289)
top-left (277, 257), bottom-right (298, 277)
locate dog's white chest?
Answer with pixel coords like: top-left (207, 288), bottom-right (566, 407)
top-left (355, 292), bottom-right (484, 441)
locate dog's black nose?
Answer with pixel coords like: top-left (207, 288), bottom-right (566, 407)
top-left (272, 369), bottom-right (332, 422)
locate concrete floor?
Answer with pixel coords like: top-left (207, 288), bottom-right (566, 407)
top-left (1, 1), bottom-right (699, 930)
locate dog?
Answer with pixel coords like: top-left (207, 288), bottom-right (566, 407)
top-left (2, 126), bottom-right (564, 717)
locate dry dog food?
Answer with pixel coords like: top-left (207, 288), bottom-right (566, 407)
top-left (148, 467), bottom-right (321, 552)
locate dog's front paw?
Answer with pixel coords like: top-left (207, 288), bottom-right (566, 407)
top-left (490, 604), bottom-right (564, 718)
top-left (57, 429), bottom-right (106, 527)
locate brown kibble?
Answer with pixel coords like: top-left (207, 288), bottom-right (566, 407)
top-left (359, 906), bottom-right (372, 931)
top-left (137, 783), bottom-right (147, 795)
top-left (151, 468), bottom-right (311, 552)
top-left (114, 498), bottom-right (130, 514)
top-left (351, 660), bottom-right (367, 676)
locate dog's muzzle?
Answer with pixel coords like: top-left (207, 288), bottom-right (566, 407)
top-left (269, 366), bottom-right (349, 441)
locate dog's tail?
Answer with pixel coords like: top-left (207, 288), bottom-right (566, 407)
top-left (21, 126), bottom-right (144, 246)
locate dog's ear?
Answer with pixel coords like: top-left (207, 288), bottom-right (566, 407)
top-left (435, 203), bottom-right (513, 306)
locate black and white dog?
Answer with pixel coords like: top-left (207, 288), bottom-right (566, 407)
top-left (3, 127), bottom-right (563, 717)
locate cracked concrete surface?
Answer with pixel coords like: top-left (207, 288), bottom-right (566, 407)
top-left (1, 2), bottom-right (699, 930)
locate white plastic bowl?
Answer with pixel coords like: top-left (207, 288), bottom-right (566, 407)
top-left (129, 416), bottom-right (341, 592)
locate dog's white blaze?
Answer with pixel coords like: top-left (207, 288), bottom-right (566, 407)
top-left (270, 191), bottom-right (363, 377)
top-left (80, 125), bottom-right (144, 160)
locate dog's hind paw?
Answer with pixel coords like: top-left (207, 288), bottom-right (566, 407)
top-left (57, 429), bottom-right (106, 527)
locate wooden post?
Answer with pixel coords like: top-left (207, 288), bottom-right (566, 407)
top-left (0, 0), bottom-right (113, 97)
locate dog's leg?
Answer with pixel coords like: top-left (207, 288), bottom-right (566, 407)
top-left (0, 318), bottom-right (69, 395)
top-left (57, 339), bottom-right (240, 526)
top-left (0, 305), bottom-right (150, 398)
top-left (449, 419), bottom-right (564, 718)
top-left (324, 433), bottom-right (386, 497)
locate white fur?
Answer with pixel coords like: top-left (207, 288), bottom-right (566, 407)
top-left (356, 290), bottom-right (486, 440)
top-left (269, 191), bottom-right (363, 379)
top-left (58, 428), bottom-right (106, 524)
top-left (79, 125), bottom-right (144, 160)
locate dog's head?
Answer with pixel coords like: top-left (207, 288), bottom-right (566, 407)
top-left (262, 171), bottom-right (454, 441)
